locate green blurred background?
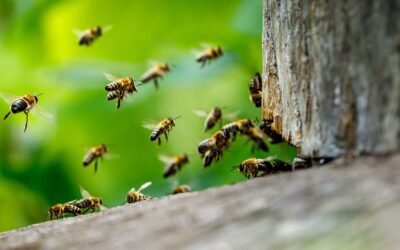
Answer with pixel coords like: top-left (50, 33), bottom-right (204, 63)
top-left (0, 0), bottom-right (295, 232)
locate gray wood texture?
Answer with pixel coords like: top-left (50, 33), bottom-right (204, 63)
top-left (262, 0), bottom-right (400, 158)
top-left (1, 155), bottom-right (399, 250)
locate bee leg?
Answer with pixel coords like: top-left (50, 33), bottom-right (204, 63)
top-left (164, 132), bottom-right (168, 142)
top-left (157, 137), bottom-right (161, 146)
top-left (154, 79), bottom-right (159, 89)
top-left (116, 97), bottom-right (122, 110)
top-left (201, 61), bottom-right (206, 68)
top-left (94, 159), bottom-right (98, 173)
top-left (23, 111), bottom-right (29, 132)
top-left (3, 111), bottom-right (11, 121)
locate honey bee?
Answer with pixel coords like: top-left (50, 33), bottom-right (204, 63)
top-left (259, 120), bottom-right (283, 144)
top-left (159, 154), bottom-right (189, 178)
top-left (1, 93), bottom-right (53, 132)
top-left (144, 116), bottom-right (181, 145)
top-left (140, 63), bottom-right (171, 89)
top-left (172, 185), bottom-right (191, 194)
top-left (243, 127), bottom-right (269, 152)
top-left (194, 107), bottom-right (223, 132)
top-left (249, 72), bottom-right (262, 108)
top-left (196, 46), bottom-right (223, 68)
top-left (221, 119), bottom-right (254, 141)
top-left (126, 182), bottom-right (152, 203)
top-left (104, 73), bottom-right (139, 110)
top-left (75, 186), bottom-right (106, 213)
top-left (73, 25), bottom-right (112, 46)
top-left (198, 130), bottom-right (231, 167)
top-left (48, 202), bottom-right (81, 220)
top-left (232, 157), bottom-right (292, 179)
top-left (82, 144), bottom-right (108, 173)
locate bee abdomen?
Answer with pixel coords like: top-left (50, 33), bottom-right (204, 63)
top-left (83, 153), bottom-right (95, 166)
top-left (107, 91), bottom-right (119, 101)
top-left (76, 198), bottom-right (92, 209)
top-left (105, 81), bottom-right (122, 91)
top-left (64, 204), bottom-right (82, 215)
top-left (11, 99), bottom-right (28, 114)
top-left (150, 128), bottom-right (161, 141)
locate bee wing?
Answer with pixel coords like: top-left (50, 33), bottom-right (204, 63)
top-left (193, 110), bottom-right (208, 117)
top-left (200, 43), bottom-right (213, 49)
top-left (158, 155), bottom-right (174, 164)
top-left (104, 73), bottom-right (119, 82)
top-left (65, 199), bottom-right (78, 205)
top-left (225, 111), bottom-right (240, 121)
top-left (129, 187), bottom-right (136, 192)
top-left (137, 182), bottom-right (152, 192)
top-left (264, 155), bottom-right (277, 161)
top-left (143, 122), bottom-right (158, 130)
top-left (72, 29), bottom-right (83, 36)
top-left (31, 105), bottom-right (55, 122)
top-left (104, 153), bottom-right (120, 160)
top-left (0, 93), bottom-right (19, 105)
top-left (100, 205), bottom-right (107, 211)
top-left (79, 185), bottom-right (93, 199)
top-left (102, 25), bottom-right (113, 33)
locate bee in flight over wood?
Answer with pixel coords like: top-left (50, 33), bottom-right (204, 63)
top-left (248, 72), bottom-right (262, 108)
top-left (232, 157), bottom-right (292, 179)
top-left (159, 154), bottom-right (189, 178)
top-left (140, 62), bottom-right (171, 89)
top-left (126, 181), bottom-right (152, 203)
top-left (73, 25), bottom-right (112, 46)
top-left (194, 107), bottom-right (238, 132)
top-left (104, 73), bottom-right (142, 110)
top-left (195, 45), bottom-right (223, 68)
top-left (143, 116), bottom-right (181, 145)
top-left (74, 186), bottom-right (106, 213)
top-left (82, 144), bottom-right (112, 173)
top-left (1, 93), bottom-right (54, 132)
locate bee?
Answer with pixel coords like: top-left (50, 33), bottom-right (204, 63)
top-left (198, 130), bottom-right (231, 167)
top-left (221, 119), bottom-right (254, 141)
top-left (232, 157), bottom-right (292, 179)
top-left (194, 107), bottom-right (223, 132)
top-left (144, 116), bottom-right (181, 145)
top-left (1, 93), bottom-right (53, 132)
top-left (48, 202), bottom-right (81, 220)
top-left (73, 26), bottom-right (112, 46)
top-left (140, 63), bottom-right (171, 89)
top-left (126, 182), bottom-right (152, 203)
top-left (172, 185), bottom-right (191, 195)
top-left (249, 72), bottom-right (262, 108)
top-left (259, 120), bottom-right (283, 144)
top-left (104, 73), bottom-right (139, 110)
top-left (196, 46), bottom-right (223, 68)
top-left (75, 186), bottom-right (106, 213)
top-left (159, 154), bottom-right (189, 178)
top-left (243, 127), bottom-right (269, 152)
top-left (82, 144), bottom-right (108, 173)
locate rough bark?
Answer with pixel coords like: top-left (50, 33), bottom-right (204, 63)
top-left (0, 155), bottom-right (399, 250)
top-left (262, 0), bottom-right (400, 158)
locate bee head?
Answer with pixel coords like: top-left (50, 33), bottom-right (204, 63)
top-left (162, 63), bottom-right (171, 72)
top-left (183, 154), bottom-right (189, 163)
top-left (216, 46), bottom-right (223, 56)
top-left (99, 198), bottom-right (103, 205)
top-left (168, 117), bottom-right (175, 126)
top-left (129, 77), bottom-right (138, 92)
top-left (213, 107), bottom-right (222, 117)
top-left (94, 26), bottom-right (102, 35)
top-left (101, 144), bottom-right (108, 152)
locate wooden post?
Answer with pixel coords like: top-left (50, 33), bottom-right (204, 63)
top-left (262, 0), bottom-right (400, 158)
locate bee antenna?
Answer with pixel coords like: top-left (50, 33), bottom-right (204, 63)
top-left (173, 115), bottom-right (182, 120)
top-left (137, 81), bottom-right (146, 87)
top-left (221, 106), bottom-right (228, 110)
top-left (231, 165), bottom-right (239, 171)
top-left (36, 93), bottom-right (44, 97)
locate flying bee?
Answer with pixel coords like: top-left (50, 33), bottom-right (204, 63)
top-left (259, 120), bottom-right (283, 144)
top-left (48, 202), bottom-right (81, 220)
top-left (197, 130), bottom-right (231, 155)
top-left (172, 185), bottom-right (191, 195)
top-left (73, 25), bottom-right (112, 46)
top-left (196, 46), bottom-right (223, 68)
top-left (82, 144), bottom-right (108, 173)
top-left (202, 148), bottom-right (223, 167)
top-left (104, 73), bottom-right (140, 110)
top-left (1, 93), bottom-right (53, 132)
top-left (126, 182), bottom-right (152, 203)
top-left (232, 157), bottom-right (292, 179)
top-left (194, 107), bottom-right (238, 132)
top-left (243, 127), bottom-right (269, 152)
top-left (221, 119), bottom-right (254, 141)
top-left (144, 116), bottom-right (181, 145)
top-left (159, 154), bottom-right (189, 178)
top-left (249, 72), bottom-right (262, 108)
top-left (75, 186), bottom-right (106, 213)
top-left (140, 62), bottom-right (171, 89)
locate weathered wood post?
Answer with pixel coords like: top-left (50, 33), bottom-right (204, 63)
top-left (262, 0), bottom-right (400, 158)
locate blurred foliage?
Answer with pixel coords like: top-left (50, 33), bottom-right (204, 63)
top-left (0, 0), bottom-right (296, 232)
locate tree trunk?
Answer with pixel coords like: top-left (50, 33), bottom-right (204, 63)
top-left (0, 155), bottom-right (399, 250)
top-left (262, 0), bottom-right (400, 158)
